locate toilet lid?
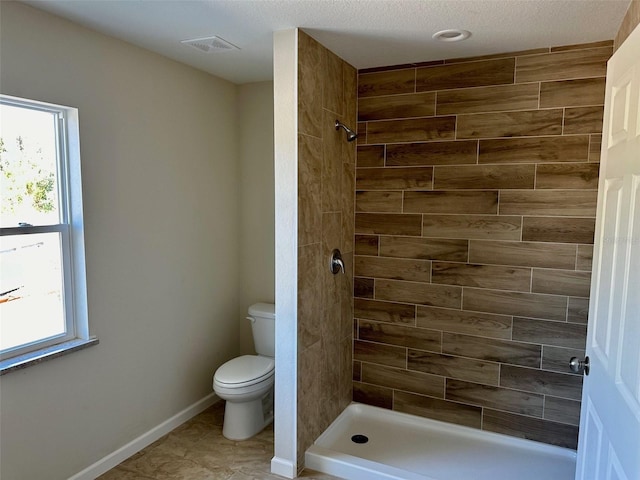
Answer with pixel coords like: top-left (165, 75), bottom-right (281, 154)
top-left (215, 355), bottom-right (274, 385)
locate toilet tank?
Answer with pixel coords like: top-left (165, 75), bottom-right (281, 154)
top-left (248, 303), bottom-right (275, 357)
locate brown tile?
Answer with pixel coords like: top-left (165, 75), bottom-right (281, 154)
top-left (589, 134), bottom-right (602, 162)
top-left (386, 140), bottom-right (478, 166)
top-left (567, 297), bottom-right (590, 324)
top-left (522, 217), bottom-right (595, 244)
top-left (394, 390), bottom-right (482, 429)
top-left (323, 48), bottom-right (343, 116)
top-left (483, 409), bottom-right (579, 449)
top-left (500, 365), bottom-right (583, 400)
top-left (469, 240), bottom-right (577, 269)
top-left (355, 235), bottom-right (379, 256)
top-left (463, 288), bottom-right (567, 321)
top-left (442, 332), bottom-right (542, 368)
top-left (298, 134), bottom-right (322, 246)
top-left (342, 163), bottom-right (355, 254)
top-left (361, 362), bottom-right (444, 397)
top-left (540, 77), bottom-right (606, 108)
top-left (322, 110), bottom-right (343, 212)
top-left (298, 244), bottom-right (323, 349)
top-left (457, 109), bottom-right (563, 139)
top-left (358, 69), bottom-right (416, 98)
top-left (359, 319), bottom-right (441, 351)
top-left (416, 58), bottom-right (515, 92)
top-left (344, 60), bottom-right (358, 131)
top-left (479, 135), bottom-right (589, 164)
top-left (354, 298), bottom-right (415, 324)
top-left (550, 40), bottom-right (614, 52)
top-left (356, 166), bottom-right (433, 190)
top-left (499, 190), bottom-right (598, 216)
top-left (298, 32), bottom-right (323, 137)
top-left (367, 117), bottom-right (456, 144)
top-left (532, 269), bottom-right (591, 297)
top-left (379, 237), bottom-right (468, 262)
top-left (423, 214), bottom-right (522, 240)
top-left (432, 262), bottom-right (531, 292)
top-left (404, 191), bottom-right (498, 214)
top-left (358, 92), bottom-right (436, 121)
top-left (515, 47), bottom-right (611, 83)
top-left (354, 277), bottom-right (374, 299)
top-left (564, 106), bottom-right (604, 134)
top-left (436, 83), bottom-right (539, 115)
top-left (355, 213), bottom-right (422, 236)
top-left (354, 339), bottom-right (406, 368)
top-left (544, 396), bottom-right (581, 426)
top-left (353, 382), bottom-right (392, 409)
top-left (444, 49), bottom-right (547, 64)
top-left (355, 256), bottom-right (432, 283)
top-left (513, 317), bottom-right (587, 350)
top-left (353, 360), bottom-right (362, 381)
top-left (576, 245), bottom-right (593, 271)
top-left (357, 122), bottom-right (367, 145)
top-left (408, 350), bottom-right (500, 385)
top-left (357, 145), bottom-right (385, 167)
top-left (360, 61), bottom-right (442, 74)
top-left (434, 164), bottom-right (535, 189)
top-left (615, 0), bottom-right (640, 49)
top-left (376, 279), bottom-right (462, 309)
top-left (446, 379), bottom-right (544, 417)
top-left (417, 306), bottom-right (512, 339)
top-left (356, 191), bottom-right (403, 213)
top-left (542, 345), bottom-right (586, 375)
top-left (535, 163), bottom-right (600, 189)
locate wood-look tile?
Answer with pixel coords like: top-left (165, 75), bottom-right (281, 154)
top-left (367, 117), bottom-right (457, 144)
top-left (344, 60), bottom-right (358, 132)
top-left (355, 235), bottom-right (379, 256)
top-left (434, 164), bottom-right (535, 189)
top-left (535, 163), bottom-right (600, 189)
top-left (444, 49), bottom-right (548, 64)
top-left (432, 262), bottom-right (531, 292)
top-left (404, 191), bottom-right (498, 214)
top-left (379, 237), bottom-right (468, 262)
top-left (576, 245), bottom-right (593, 271)
top-left (550, 40), bottom-right (613, 52)
top-left (323, 48), bottom-right (344, 116)
top-left (564, 106), bottom-right (604, 134)
top-left (322, 110), bottom-right (343, 212)
top-left (357, 145), bottom-right (385, 167)
top-left (353, 382), bottom-right (392, 409)
top-left (386, 140), bottom-right (478, 166)
top-left (539, 77), bottom-right (606, 108)
top-left (408, 350), bottom-right (500, 385)
top-left (442, 332), bottom-right (542, 368)
top-left (532, 269), bottom-right (592, 297)
top-left (394, 390), bottom-right (482, 429)
top-left (355, 256), bottom-right (432, 283)
top-left (416, 58), bottom-right (515, 92)
top-left (513, 317), bottom-right (587, 350)
top-left (357, 122), bottom-right (367, 145)
top-left (446, 379), bottom-right (544, 417)
top-left (342, 163), bottom-right (355, 253)
top-left (354, 339), bottom-right (406, 369)
top-left (436, 83), bottom-right (539, 115)
top-left (615, 0), bottom-right (640, 49)
top-left (355, 213), bottom-right (422, 236)
top-left (469, 240), bottom-right (577, 269)
top-left (360, 61), bottom-right (442, 74)
top-left (483, 409), bottom-right (579, 449)
top-left (358, 69), bottom-right (416, 98)
top-left (515, 47), bottom-right (611, 83)
top-left (356, 167), bottom-right (433, 190)
top-left (479, 135), bottom-right (589, 164)
top-left (359, 319), bottom-right (441, 351)
top-left (297, 31), bottom-right (323, 137)
top-left (298, 134), bottom-right (323, 247)
top-left (463, 288), bottom-right (567, 321)
top-left (589, 134), bottom-right (602, 162)
top-left (354, 298), bottom-right (416, 324)
top-left (423, 214), bottom-right (522, 240)
top-left (353, 360), bottom-right (362, 381)
top-left (356, 191), bottom-right (403, 213)
top-left (361, 361), bottom-right (444, 398)
top-left (522, 217), bottom-right (595, 244)
top-left (376, 279), bottom-right (462, 309)
top-left (567, 297), bottom-right (590, 324)
top-left (417, 306), bottom-right (512, 340)
top-left (542, 345), bottom-right (586, 376)
top-left (500, 365), bottom-right (583, 400)
top-left (544, 396), bottom-right (581, 426)
top-left (457, 109), bottom-right (563, 139)
top-left (499, 190), bottom-right (598, 216)
top-left (354, 277), bottom-right (374, 299)
top-left (298, 244), bottom-right (323, 349)
top-left (358, 92), bottom-right (436, 121)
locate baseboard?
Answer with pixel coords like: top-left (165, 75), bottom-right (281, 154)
top-left (271, 456), bottom-right (297, 479)
top-left (68, 393), bottom-right (219, 480)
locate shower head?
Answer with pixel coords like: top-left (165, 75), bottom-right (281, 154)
top-left (335, 120), bottom-right (358, 142)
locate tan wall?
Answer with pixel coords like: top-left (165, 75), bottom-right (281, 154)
top-left (296, 30), bottom-right (356, 468)
top-left (615, 0), bottom-right (640, 50)
top-left (352, 40), bottom-right (612, 450)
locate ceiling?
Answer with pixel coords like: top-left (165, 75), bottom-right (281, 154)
top-left (25, 0), bottom-right (631, 85)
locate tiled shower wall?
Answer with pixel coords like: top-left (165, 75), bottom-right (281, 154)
top-left (352, 41), bottom-right (612, 449)
top-left (296, 31), bottom-right (356, 468)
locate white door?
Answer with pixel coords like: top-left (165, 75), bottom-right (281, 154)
top-left (574, 23), bottom-right (640, 480)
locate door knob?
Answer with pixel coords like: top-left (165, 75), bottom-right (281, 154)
top-left (569, 356), bottom-right (590, 375)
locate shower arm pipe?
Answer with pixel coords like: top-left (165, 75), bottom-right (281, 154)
top-left (335, 120), bottom-right (358, 142)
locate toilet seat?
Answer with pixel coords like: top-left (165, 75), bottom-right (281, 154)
top-left (214, 355), bottom-right (274, 389)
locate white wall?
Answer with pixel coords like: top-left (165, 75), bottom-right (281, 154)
top-left (0, 3), bottom-right (242, 479)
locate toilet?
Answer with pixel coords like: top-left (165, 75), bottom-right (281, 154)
top-left (213, 302), bottom-right (275, 440)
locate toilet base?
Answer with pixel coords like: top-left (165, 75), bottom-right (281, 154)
top-left (222, 389), bottom-right (274, 440)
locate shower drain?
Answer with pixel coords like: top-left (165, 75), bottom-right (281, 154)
top-left (351, 434), bottom-right (369, 444)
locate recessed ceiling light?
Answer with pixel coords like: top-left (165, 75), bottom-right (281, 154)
top-left (432, 29), bottom-right (471, 42)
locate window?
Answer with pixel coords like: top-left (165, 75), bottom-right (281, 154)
top-left (0, 95), bottom-right (93, 371)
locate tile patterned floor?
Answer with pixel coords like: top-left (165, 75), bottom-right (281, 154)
top-left (98, 401), bottom-right (340, 480)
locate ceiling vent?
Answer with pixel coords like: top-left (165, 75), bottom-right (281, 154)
top-left (181, 36), bottom-right (239, 53)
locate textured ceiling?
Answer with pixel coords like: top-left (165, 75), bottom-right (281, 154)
top-left (25, 0), bottom-right (631, 84)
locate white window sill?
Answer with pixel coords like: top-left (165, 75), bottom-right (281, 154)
top-left (0, 337), bottom-right (99, 375)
